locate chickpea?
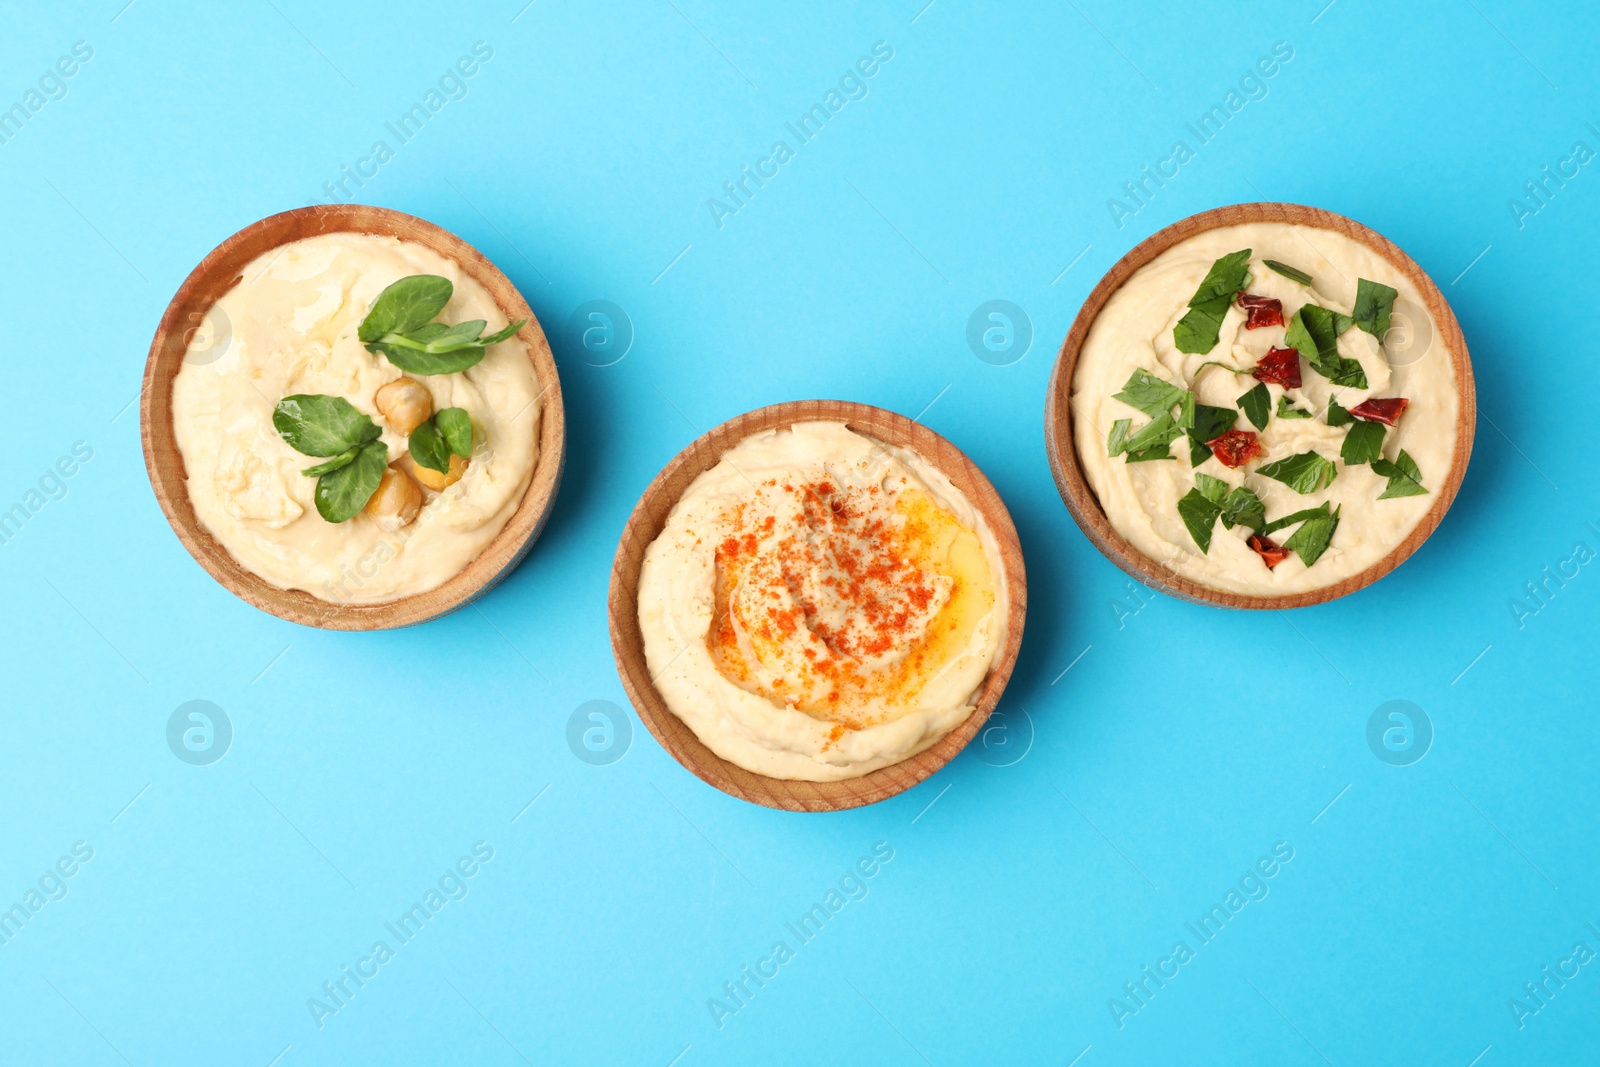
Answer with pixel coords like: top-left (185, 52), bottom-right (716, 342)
top-left (412, 452), bottom-right (469, 492)
top-left (365, 465), bottom-right (423, 530)
top-left (374, 377), bottom-right (433, 435)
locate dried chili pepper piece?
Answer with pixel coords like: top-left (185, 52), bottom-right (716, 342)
top-left (1349, 397), bottom-right (1409, 426)
top-left (1247, 533), bottom-right (1291, 569)
top-left (1252, 346), bottom-right (1302, 388)
top-left (1237, 293), bottom-right (1284, 330)
top-left (1206, 429), bottom-right (1263, 469)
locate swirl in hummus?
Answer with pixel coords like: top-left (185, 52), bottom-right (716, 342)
top-left (171, 233), bottom-right (540, 604)
top-left (1072, 221), bottom-right (1459, 596)
top-left (637, 422), bottom-right (1008, 781)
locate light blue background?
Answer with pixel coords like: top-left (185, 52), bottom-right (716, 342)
top-left (2, 1), bottom-right (1596, 1063)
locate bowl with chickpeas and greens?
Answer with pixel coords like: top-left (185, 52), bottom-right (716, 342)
top-left (142, 205), bottom-right (565, 630)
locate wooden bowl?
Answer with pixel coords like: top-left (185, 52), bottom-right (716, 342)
top-left (141, 205), bottom-right (566, 630)
top-left (1044, 202), bottom-right (1475, 610)
top-left (608, 401), bottom-right (1028, 812)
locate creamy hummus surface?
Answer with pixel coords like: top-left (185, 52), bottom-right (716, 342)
top-left (172, 233), bottom-right (540, 604)
top-left (638, 422), bottom-right (1008, 781)
top-left (1072, 222), bottom-right (1458, 596)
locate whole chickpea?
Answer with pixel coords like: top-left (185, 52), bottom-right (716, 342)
top-left (412, 452), bottom-right (469, 492)
top-left (365, 464), bottom-right (423, 530)
top-left (374, 377), bottom-right (433, 435)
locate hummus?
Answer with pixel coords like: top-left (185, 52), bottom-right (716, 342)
top-left (1072, 222), bottom-right (1458, 596)
top-left (637, 422), bottom-right (1007, 781)
top-left (172, 233), bottom-right (540, 604)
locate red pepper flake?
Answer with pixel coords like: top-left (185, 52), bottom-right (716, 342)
top-left (1206, 429), bottom-right (1262, 469)
top-left (1247, 534), bottom-right (1291, 569)
top-left (1252, 347), bottom-right (1302, 388)
top-left (1236, 293), bottom-right (1284, 329)
top-left (1348, 397), bottom-right (1409, 426)
top-left (708, 476), bottom-right (942, 714)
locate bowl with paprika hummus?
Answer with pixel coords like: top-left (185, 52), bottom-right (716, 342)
top-left (142, 205), bottom-right (565, 630)
top-left (1046, 203), bottom-right (1474, 609)
top-left (609, 401), bottom-right (1027, 811)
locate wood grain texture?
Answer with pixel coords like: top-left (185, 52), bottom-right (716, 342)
top-left (1044, 202), bottom-right (1476, 610)
top-left (141, 204), bottom-right (566, 630)
top-left (608, 401), bottom-right (1028, 812)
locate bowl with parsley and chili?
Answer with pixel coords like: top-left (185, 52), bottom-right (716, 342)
top-left (1045, 203), bottom-right (1473, 609)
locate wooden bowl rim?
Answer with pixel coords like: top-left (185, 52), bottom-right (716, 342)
top-left (140, 204), bottom-right (566, 631)
top-left (608, 400), bottom-right (1029, 812)
top-left (1043, 201), bottom-right (1476, 610)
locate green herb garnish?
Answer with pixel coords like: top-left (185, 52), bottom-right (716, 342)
top-left (1257, 501), bottom-right (1341, 565)
top-left (1257, 451), bottom-right (1338, 494)
top-left (1276, 395), bottom-right (1312, 419)
top-left (359, 275), bottom-right (452, 340)
top-left (1177, 494), bottom-right (1220, 550)
top-left (1110, 370), bottom-right (1191, 462)
top-left (1352, 279), bottom-right (1398, 338)
top-left (1121, 412), bottom-right (1184, 462)
top-left (1284, 305), bottom-right (1334, 366)
top-left (1373, 450), bottom-right (1428, 498)
top-left (273, 394), bottom-right (381, 457)
top-left (1114, 369), bottom-right (1188, 417)
top-left (1283, 504), bottom-right (1341, 566)
top-left (314, 442), bottom-right (389, 523)
top-left (1173, 249), bottom-right (1252, 354)
top-left (1187, 404), bottom-right (1238, 465)
top-left (301, 448), bottom-right (362, 476)
top-left (1340, 420), bottom-right (1385, 466)
top-left (1194, 473), bottom-right (1229, 502)
top-left (1108, 419), bottom-right (1131, 457)
top-left (1285, 305), bottom-right (1367, 388)
top-left (1238, 382), bottom-right (1270, 430)
top-left (436, 407), bottom-right (472, 456)
top-left (358, 275), bottom-right (525, 376)
top-left (1260, 503), bottom-right (1331, 536)
top-left (1195, 360), bottom-right (1248, 378)
top-left (1177, 474), bottom-right (1230, 552)
top-left (1263, 259), bottom-right (1312, 285)
top-left (1326, 396), bottom-right (1353, 426)
top-left (1178, 476), bottom-right (1266, 551)
top-left (273, 394), bottom-right (388, 522)
top-left (1220, 486), bottom-right (1265, 531)
top-left (410, 406), bottom-right (474, 473)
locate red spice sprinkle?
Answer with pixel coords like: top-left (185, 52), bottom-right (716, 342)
top-left (1349, 397), bottom-right (1409, 426)
top-left (1253, 347), bottom-right (1302, 388)
top-left (708, 475), bottom-right (943, 714)
top-left (1206, 430), bottom-right (1262, 469)
top-left (1247, 534), bottom-right (1291, 569)
top-left (1237, 293), bottom-right (1284, 330)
